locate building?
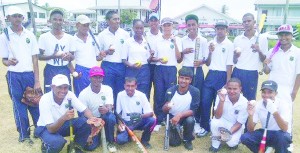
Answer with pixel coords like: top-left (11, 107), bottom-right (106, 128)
top-left (0, 2), bottom-right (48, 25)
top-left (254, 0), bottom-right (300, 31)
top-left (172, 4), bottom-right (242, 36)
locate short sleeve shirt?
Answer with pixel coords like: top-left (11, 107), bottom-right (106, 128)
top-left (122, 37), bottom-right (150, 65)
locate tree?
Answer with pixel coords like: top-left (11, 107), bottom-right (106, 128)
top-left (221, 5), bottom-right (228, 14)
top-left (120, 10), bottom-right (137, 26)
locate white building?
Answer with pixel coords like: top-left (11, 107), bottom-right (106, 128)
top-left (0, 2), bottom-right (48, 25)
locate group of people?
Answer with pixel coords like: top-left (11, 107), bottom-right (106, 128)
top-left (0, 4), bottom-right (299, 153)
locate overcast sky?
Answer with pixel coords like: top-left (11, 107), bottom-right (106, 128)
top-left (2, 0), bottom-right (257, 21)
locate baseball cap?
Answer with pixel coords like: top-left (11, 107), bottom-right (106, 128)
top-left (261, 80), bottom-right (278, 92)
top-left (7, 6), bottom-right (24, 16)
top-left (276, 24), bottom-right (293, 35)
top-left (161, 17), bottom-right (173, 25)
top-left (149, 12), bottom-right (159, 20)
top-left (215, 20), bottom-right (228, 28)
top-left (76, 15), bottom-right (91, 24)
top-left (52, 74), bottom-right (70, 86)
top-left (89, 66), bottom-right (105, 77)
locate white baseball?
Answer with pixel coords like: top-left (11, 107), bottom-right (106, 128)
top-left (72, 71), bottom-right (79, 77)
top-left (249, 100), bottom-right (256, 105)
top-left (220, 88), bottom-right (227, 95)
top-left (56, 50), bottom-right (64, 56)
top-left (109, 45), bottom-right (115, 50)
top-left (168, 102), bottom-right (174, 108)
top-left (235, 47), bottom-right (241, 53)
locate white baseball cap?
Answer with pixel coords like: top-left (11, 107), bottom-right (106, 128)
top-left (276, 24), bottom-right (293, 35)
top-left (76, 15), bottom-right (91, 24)
top-left (7, 6), bottom-right (24, 16)
top-left (52, 74), bottom-right (70, 86)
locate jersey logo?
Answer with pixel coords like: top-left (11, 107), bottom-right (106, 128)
top-left (234, 110), bottom-right (239, 114)
top-left (26, 38), bottom-right (30, 44)
top-left (290, 56), bottom-right (294, 61)
top-left (170, 43), bottom-right (174, 49)
top-left (222, 48), bottom-right (225, 53)
top-left (92, 41), bottom-right (95, 46)
top-left (53, 44), bottom-right (66, 65)
top-left (136, 101), bottom-right (140, 105)
top-left (120, 39), bottom-right (124, 44)
top-left (144, 46), bottom-right (148, 50)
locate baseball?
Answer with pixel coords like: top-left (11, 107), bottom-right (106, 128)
top-left (220, 88), bottom-right (227, 95)
top-left (249, 100), bottom-right (256, 105)
top-left (136, 60), bottom-right (142, 66)
top-left (168, 102), bottom-right (174, 108)
top-left (235, 47), bottom-right (241, 53)
top-left (72, 71), bottom-right (79, 77)
top-left (109, 44), bottom-right (115, 50)
top-left (56, 50), bottom-right (64, 56)
top-left (162, 57), bottom-right (168, 62)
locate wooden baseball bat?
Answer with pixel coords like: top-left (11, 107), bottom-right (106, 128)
top-left (253, 14), bottom-right (267, 52)
top-left (116, 114), bottom-right (148, 153)
top-left (258, 112), bottom-right (270, 153)
top-left (193, 38), bottom-right (201, 85)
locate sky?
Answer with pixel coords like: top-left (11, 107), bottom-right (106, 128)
top-left (1, 0), bottom-right (257, 21)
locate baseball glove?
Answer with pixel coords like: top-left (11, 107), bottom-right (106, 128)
top-left (219, 127), bottom-right (232, 142)
top-left (169, 124), bottom-right (182, 147)
top-left (21, 87), bottom-right (43, 107)
top-left (86, 117), bottom-right (105, 145)
top-left (127, 113), bottom-right (142, 126)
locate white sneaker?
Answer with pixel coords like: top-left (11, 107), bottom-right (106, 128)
top-left (196, 128), bottom-right (208, 137)
top-left (194, 123), bottom-right (201, 134)
top-left (287, 143), bottom-right (293, 152)
top-left (153, 125), bottom-right (161, 132)
top-left (107, 142), bottom-right (117, 152)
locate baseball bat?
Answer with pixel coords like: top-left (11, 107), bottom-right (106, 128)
top-left (258, 112), bottom-right (270, 153)
top-left (143, 33), bottom-right (154, 56)
top-left (259, 41), bottom-right (281, 75)
top-left (164, 91), bottom-right (172, 150)
top-left (253, 14), bottom-right (267, 52)
top-left (67, 98), bottom-right (76, 153)
top-left (101, 124), bottom-right (108, 153)
top-left (0, 16), bottom-right (17, 59)
top-left (116, 114), bottom-right (148, 153)
top-left (193, 38), bottom-right (201, 85)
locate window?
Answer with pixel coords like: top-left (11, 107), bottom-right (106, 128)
top-left (39, 13), bottom-right (45, 19)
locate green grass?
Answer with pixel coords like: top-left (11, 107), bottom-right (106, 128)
top-left (0, 40), bottom-right (299, 153)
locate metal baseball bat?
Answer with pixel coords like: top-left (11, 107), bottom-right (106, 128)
top-left (193, 38), bottom-right (201, 85)
top-left (164, 91), bottom-right (172, 150)
top-left (258, 112), bottom-right (270, 153)
top-left (67, 98), bottom-right (76, 153)
top-left (259, 41), bottom-right (281, 75)
top-left (89, 29), bottom-right (101, 51)
top-left (143, 33), bottom-right (154, 56)
top-left (101, 121), bottom-right (108, 153)
top-left (116, 114), bottom-right (148, 153)
top-left (253, 14), bottom-right (267, 52)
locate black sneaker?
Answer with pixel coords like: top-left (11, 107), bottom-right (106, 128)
top-left (209, 146), bottom-right (219, 152)
top-left (142, 141), bottom-right (152, 149)
top-left (184, 141), bottom-right (193, 150)
top-left (160, 121), bottom-right (166, 126)
top-left (41, 143), bottom-right (46, 153)
top-left (21, 138), bottom-right (34, 146)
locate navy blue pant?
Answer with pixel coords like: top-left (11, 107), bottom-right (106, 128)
top-left (116, 117), bottom-right (155, 144)
top-left (169, 115), bottom-right (195, 141)
top-left (34, 117), bottom-right (98, 153)
top-left (182, 66), bottom-right (204, 123)
top-left (148, 64), bottom-right (156, 100)
top-left (241, 129), bottom-right (292, 153)
top-left (231, 68), bottom-right (258, 101)
top-left (154, 65), bottom-right (177, 123)
top-left (200, 70), bottom-right (227, 132)
top-left (73, 65), bottom-right (91, 97)
top-left (6, 71), bottom-right (40, 142)
top-left (125, 64), bottom-right (150, 99)
top-left (44, 64), bottom-right (71, 93)
top-left (101, 61), bottom-right (125, 106)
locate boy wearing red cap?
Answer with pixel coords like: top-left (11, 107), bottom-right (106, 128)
top-left (79, 66), bottom-right (117, 152)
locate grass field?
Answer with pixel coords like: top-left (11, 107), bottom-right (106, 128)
top-left (0, 40), bottom-right (299, 153)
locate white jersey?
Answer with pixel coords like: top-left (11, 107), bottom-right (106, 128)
top-left (97, 28), bottom-right (130, 63)
top-left (267, 45), bottom-right (300, 94)
top-left (73, 33), bottom-right (99, 68)
top-left (181, 35), bottom-right (208, 67)
top-left (37, 91), bottom-right (87, 126)
top-left (214, 94), bottom-right (248, 124)
top-left (116, 90), bottom-right (153, 121)
top-left (38, 31), bottom-right (75, 66)
top-left (208, 37), bottom-right (234, 71)
top-left (169, 91), bottom-right (192, 116)
top-left (0, 27), bottom-right (39, 72)
top-left (253, 98), bottom-right (291, 133)
top-left (79, 84), bottom-right (114, 117)
top-left (153, 36), bottom-right (182, 66)
top-left (145, 31), bottom-right (162, 64)
top-left (122, 37), bottom-right (150, 65)
top-left (233, 32), bottom-right (268, 71)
